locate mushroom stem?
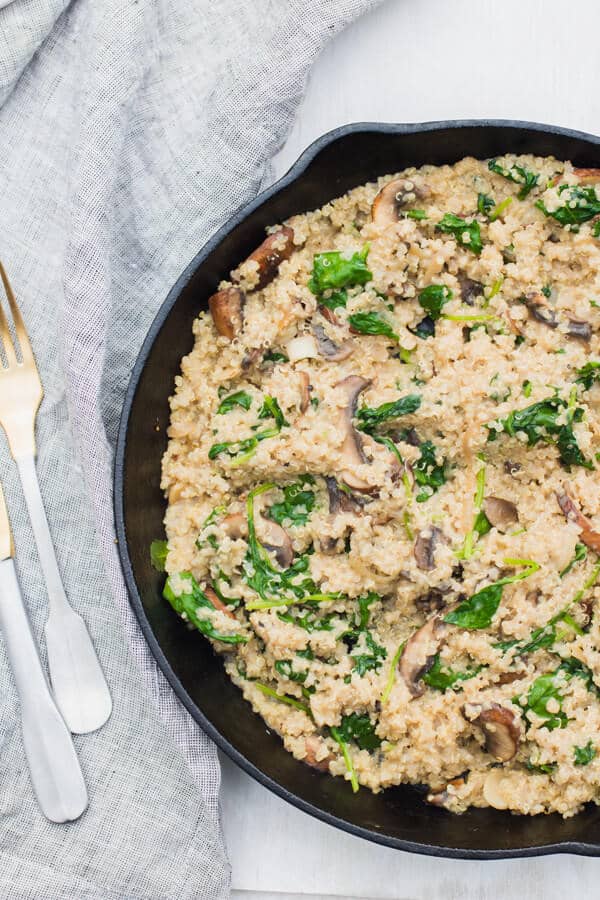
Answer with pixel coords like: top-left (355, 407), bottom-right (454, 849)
top-left (557, 492), bottom-right (600, 553)
top-left (208, 287), bottom-right (245, 339)
top-left (334, 375), bottom-right (373, 492)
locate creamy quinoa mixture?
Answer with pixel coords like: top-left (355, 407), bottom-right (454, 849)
top-left (158, 155), bottom-right (600, 817)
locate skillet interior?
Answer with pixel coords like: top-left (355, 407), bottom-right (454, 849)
top-left (115, 120), bottom-right (600, 858)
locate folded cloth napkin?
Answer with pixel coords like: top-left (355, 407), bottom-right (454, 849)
top-left (0, 0), bottom-right (380, 897)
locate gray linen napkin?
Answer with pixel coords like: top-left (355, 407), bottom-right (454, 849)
top-left (0, 0), bottom-right (380, 897)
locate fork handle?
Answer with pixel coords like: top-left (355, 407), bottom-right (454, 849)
top-left (15, 454), bottom-right (112, 734)
top-left (0, 558), bottom-right (88, 822)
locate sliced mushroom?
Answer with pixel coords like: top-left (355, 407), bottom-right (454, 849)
top-left (524, 292), bottom-right (558, 328)
top-left (525, 293), bottom-right (591, 341)
top-left (312, 323), bottom-right (353, 361)
top-left (426, 776), bottom-right (466, 808)
top-left (567, 319), bottom-right (592, 342)
top-left (286, 334), bottom-right (319, 362)
top-left (414, 527), bottom-right (445, 571)
top-left (241, 347), bottom-right (263, 370)
top-left (221, 513), bottom-right (248, 540)
top-left (204, 585), bottom-right (236, 619)
top-left (458, 277), bottom-right (484, 306)
top-left (372, 178), bottom-right (430, 225)
top-left (298, 371), bottom-right (310, 413)
top-left (472, 704), bottom-right (520, 762)
top-left (399, 614), bottom-right (446, 697)
top-left (335, 375), bottom-right (373, 492)
top-left (482, 497), bottom-right (519, 533)
top-left (303, 735), bottom-right (335, 772)
top-left (239, 225), bottom-right (295, 290)
top-left (495, 670), bottom-right (525, 686)
top-left (414, 587), bottom-right (449, 612)
top-left (557, 492), bottom-right (600, 553)
top-left (482, 768), bottom-right (512, 810)
top-left (208, 287), bottom-right (245, 339)
top-left (319, 305), bottom-right (341, 326)
top-left (504, 460), bottom-right (521, 476)
top-left (573, 167), bottom-right (600, 184)
top-left (325, 476), bottom-right (365, 514)
top-left (258, 514), bottom-right (294, 569)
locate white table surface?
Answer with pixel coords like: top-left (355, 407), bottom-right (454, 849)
top-left (221, 0), bottom-right (600, 896)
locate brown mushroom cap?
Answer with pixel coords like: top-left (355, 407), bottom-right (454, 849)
top-left (335, 375), bottom-right (373, 492)
top-left (241, 225), bottom-right (295, 290)
top-left (414, 527), bottom-right (446, 571)
top-left (557, 491), bottom-right (600, 553)
top-left (208, 287), bottom-right (245, 339)
top-left (221, 513), bottom-right (248, 540)
top-left (426, 776), bottom-right (466, 808)
top-left (372, 177), bottom-right (430, 225)
top-left (566, 319), bottom-right (592, 342)
top-left (458, 277), bottom-right (484, 305)
top-left (482, 497), bottom-right (519, 532)
top-left (573, 167), bottom-right (600, 184)
top-left (472, 704), bottom-right (520, 762)
top-left (524, 293), bottom-right (591, 341)
top-left (312, 323), bottom-right (353, 361)
top-left (399, 614), bottom-right (446, 697)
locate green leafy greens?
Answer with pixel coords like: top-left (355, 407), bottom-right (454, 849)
top-left (418, 284), bottom-right (453, 320)
top-left (487, 394), bottom-right (593, 470)
top-left (536, 185), bottom-right (600, 229)
top-left (421, 654), bottom-right (482, 692)
top-left (413, 440), bottom-right (447, 502)
top-left (444, 559), bottom-right (540, 630)
top-left (308, 245), bottom-right (372, 296)
top-left (356, 394), bottom-right (421, 434)
top-left (574, 741), bottom-right (596, 766)
top-left (217, 390), bottom-right (252, 414)
top-left (209, 395), bottom-right (289, 464)
top-left (150, 539), bottom-right (168, 572)
top-left (436, 213), bottom-right (483, 254)
top-left (575, 361), bottom-right (600, 390)
top-left (163, 572), bottom-right (247, 644)
top-left (268, 476), bottom-right (316, 527)
top-left (488, 158), bottom-right (539, 199)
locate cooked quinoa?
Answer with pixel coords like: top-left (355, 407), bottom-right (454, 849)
top-left (159, 155), bottom-right (600, 817)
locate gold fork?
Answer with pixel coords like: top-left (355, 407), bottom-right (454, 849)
top-left (0, 262), bottom-right (111, 734)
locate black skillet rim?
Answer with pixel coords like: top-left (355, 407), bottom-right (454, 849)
top-left (114, 119), bottom-right (600, 859)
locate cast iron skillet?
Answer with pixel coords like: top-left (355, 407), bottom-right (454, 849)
top-left (115, 120), bottom-right (600, 859)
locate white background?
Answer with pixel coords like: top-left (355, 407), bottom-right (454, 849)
top-left (223, 0), bottom-right (600, 897)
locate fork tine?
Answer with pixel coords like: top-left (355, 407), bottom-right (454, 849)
top-left (0, 266), bottom-right (18, 367)
top-left (0, 261), bottom-right (34, 365)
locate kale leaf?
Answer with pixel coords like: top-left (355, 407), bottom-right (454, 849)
top-left (436, 213), bottom-right (483, 254)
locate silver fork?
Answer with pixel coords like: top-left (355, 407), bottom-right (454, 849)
top-left (0, 262), bottom-right (112, 734)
